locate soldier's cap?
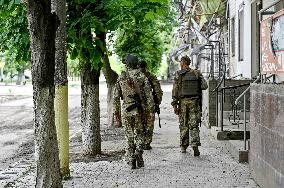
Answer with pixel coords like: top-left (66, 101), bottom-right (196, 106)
top-left (180, 55), bottom-right (191, 65)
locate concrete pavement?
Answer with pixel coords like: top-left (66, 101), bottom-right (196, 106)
top-left (0, 86), bottom-right (259, 188)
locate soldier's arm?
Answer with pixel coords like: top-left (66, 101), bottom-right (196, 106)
top-left (198, 71), bottom-right (208, 90)
top-left (113, 81), bottom-right (122, 115)
top-left (171, 72), bottom-right (180, 107)
top-left (144, 78), bottom-right (155, 113)
top-left (150, 74), bottom-right (163, 104)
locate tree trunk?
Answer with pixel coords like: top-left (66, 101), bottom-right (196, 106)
top-left (81, 63), bottom-right (101, 155)
top-left (26, 0), bottom-right (62, 187)
top-left (16, 69), bottom-right (25, 85)
top-left (0, 67), bottom-right (3, 82)
top-left (52, 0), bottom-right (70, 179)
top-left (99, 32), bottom-right (121, 127)
top-left (102, 55), bottom-right (121, 127)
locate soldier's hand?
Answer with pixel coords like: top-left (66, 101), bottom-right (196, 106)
top-left (174, 107), bottom-right (180, 115)
top-left (115, 113), bottom-right (121, 123)
top-left (148, 113), bottom-right (154, 122)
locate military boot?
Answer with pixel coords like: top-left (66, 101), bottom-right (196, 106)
top-left (143, 144), bottom-right (152, 150)
top-left (136, 153), bottom-right (144, 168)
top-left (128, 159), bottom-right (136, 169)
top-left (181, 147), bottom-right (186, 153)
top-left (192, 146), bottom-right (200, 156)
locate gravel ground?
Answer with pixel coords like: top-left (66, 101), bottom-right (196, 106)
top-left (0, 84), bottom-right (259, 188)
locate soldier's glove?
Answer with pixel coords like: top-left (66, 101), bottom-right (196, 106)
top-left (148, 113), bottom-right (154, 122)
top-left (114, 113), bottom-right (121, 123)
top-left (174, 107), bottom-right (180, 115)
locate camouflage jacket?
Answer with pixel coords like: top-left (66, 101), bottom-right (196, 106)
top-left (113, 69), bottom-right (154, 116)
top-left (143, 71), bottom-right (163, 105)
top-left (171, 68), bottom-right (208, 107)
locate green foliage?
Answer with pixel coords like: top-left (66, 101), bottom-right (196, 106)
top-left (0, 3), bottom-right (31, 68)
top-left (0, 0), bottom-right (178, 76)
top-left (66, 0), bottom-right (107, 71)
top-left (0, 1), bottom-right (31, 79)
top-left (106, 0), bottom-right (175, 72)
top-left (109, 55), bottom-right (124, 74)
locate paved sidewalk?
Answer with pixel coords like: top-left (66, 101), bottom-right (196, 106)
top-left (7, 120), bottom-right (258, 187)
top-left (1, 86), bottom-right (259, 188)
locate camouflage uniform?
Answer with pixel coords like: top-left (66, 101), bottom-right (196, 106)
top-left (113, 68), bottom-right (154, 168)
top-left (142, 71), bottom-right (163, 148)
top-left (171, 67), bottom-right (208, 152)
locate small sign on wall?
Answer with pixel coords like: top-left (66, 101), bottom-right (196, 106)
top-left (261, 9), bottom-right (284, 73)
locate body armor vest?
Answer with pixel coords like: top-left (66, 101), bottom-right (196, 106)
top-left (180, 70), bottom-right (201, 97)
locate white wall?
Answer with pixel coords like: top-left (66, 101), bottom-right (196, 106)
top-left (229, 0), bottom-right (237, 78)
top-left (228, 0), bottom-right (252, 79)
top-left (236, 0), bottom-right (252, 78)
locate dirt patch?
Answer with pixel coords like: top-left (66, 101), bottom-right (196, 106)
top-left (70, 150), bottom-right (125, 163)
top-left (69, 126), bottom-right (126, 163)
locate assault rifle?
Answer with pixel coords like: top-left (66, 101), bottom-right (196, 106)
top-left (153, 92), bottom-right (161, 128)
top-left (147, 78), bottom-right (161, 128)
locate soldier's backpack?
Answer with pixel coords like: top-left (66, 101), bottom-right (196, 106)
top-left (179, 69), bottom-right (201, 97)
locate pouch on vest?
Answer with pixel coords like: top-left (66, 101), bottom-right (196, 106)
top-left (180, 71), bottom-right (201, 97)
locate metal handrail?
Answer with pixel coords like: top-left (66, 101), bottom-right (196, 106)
top-left (228, 74), bottom-right (243, 79)
top-left (233, 75), bottom-right (260, 151)
top-left (219, 82), bottom-right (251, 92)
top-left (217, 82), bottom-right (251, 131)
top-left (235, 76), bottom-right (261, 105)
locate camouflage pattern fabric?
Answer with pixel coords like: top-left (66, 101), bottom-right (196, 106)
top-left (179, 98), bottom-right (201, 148)
top-left (171, 67), bottom-right (208, 149)
top-left (143, 71), bottom-right (163, 145)
top-left (122, 115), bottom-right (144, 163)
top-left (143, 71), bottom-right (163, 105)
top-left (144, 114), bottom-right (155, 145)
top-left (113, 69), bottom-right (154, 163)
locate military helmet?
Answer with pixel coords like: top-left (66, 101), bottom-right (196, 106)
top-left (125, 54), bottom-right (139, 69)
top-left (180, 55), bottom-right (191, 65)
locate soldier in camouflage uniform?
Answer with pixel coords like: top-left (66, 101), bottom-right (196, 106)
top-left (140, 60), bottom-right (163, 150)
top-left (171, 56), bottom-right (208, 156)
top-left (113, 55), bottom-right (154, 169)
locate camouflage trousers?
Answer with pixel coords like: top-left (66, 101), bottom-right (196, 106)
top-left (122, 114), bottom-right (144, 163)
top-left (144, 113), bottom-right (154, 145)
top-left (178, 98), bottom-right (201, 149)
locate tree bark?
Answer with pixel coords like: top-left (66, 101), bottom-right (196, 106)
top-left (26, 0), bottom-right (62, 187)
top-left (51, 0), bottom-right (70, 179)
top-left (81, 63), bottom-right (101, 155)
top-left (0, 67), bottom-right (3, 82)
top-left (16, 69), bottom-right (25, 85)
top-left (99, 32), bottom-right (121, 127)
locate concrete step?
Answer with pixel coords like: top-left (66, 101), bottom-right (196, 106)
top-left (210, 126), bottom-right (249, 163)
top-left (211, 126), bottom-right (250, 140)
top-left (221, 139), bottom-right (249, 163)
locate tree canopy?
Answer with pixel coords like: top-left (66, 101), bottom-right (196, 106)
top-left (106, 0), bottom-right (175, 72)
top-left (0, 0), bottom-right (177, 74)
top-left (0, 1), bottom-right (31, 75)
